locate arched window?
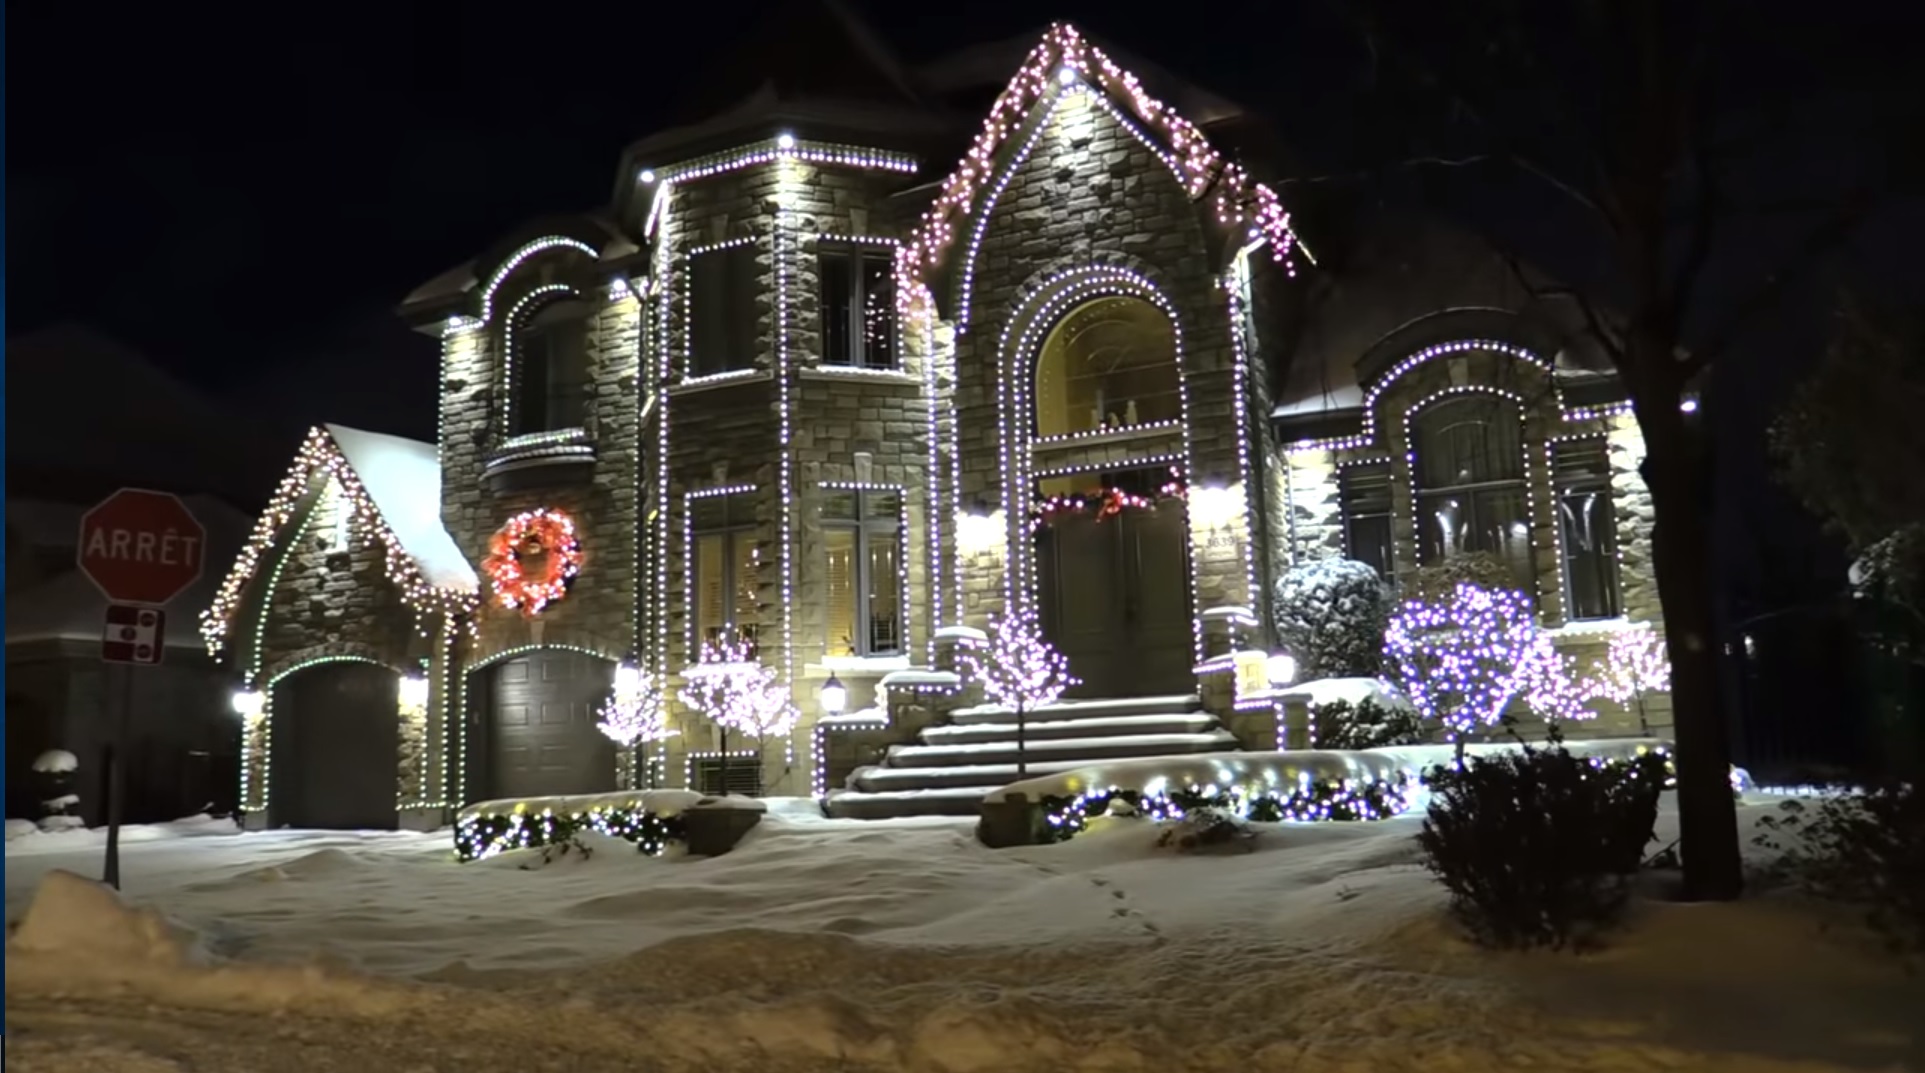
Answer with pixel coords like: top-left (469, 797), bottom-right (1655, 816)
top-left (1033, 296), bottom-right (1180, 438)
top-left (510, 300), bottom-right (590, 435)
top-left (1412, 394), bottom-right (1533, 589)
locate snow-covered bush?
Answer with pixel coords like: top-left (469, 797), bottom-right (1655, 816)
top-left (1418, 734), bottom-right (1669, 950)
top-left (1154, 808), bottom-right (1258, 854)
top-left (1310, 698), bottom-right (1427, 750)
top-left (1755, 782), bottom-right (1924, 963)
top-left (31, 750), bottom-right (82, 832)
top-left (1271, 558), bottom-right (1393, 678)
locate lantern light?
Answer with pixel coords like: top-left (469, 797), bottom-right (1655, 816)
top-left (231, 689), bottom-right (265, 718)
top-left (397, 675), bottom-right (429, 711)
top-left (820, 673), bottom-right (847, 716)
top-left (1266, 653), bottom-right (1298, 687)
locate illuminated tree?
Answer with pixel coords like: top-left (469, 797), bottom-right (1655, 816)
top-left (1383, 583), bottom-right (1539, 762)
top-left (1517, 632), bottom-right (1597, 729)
top-left (679, 639), bottom-right (798, 793)
top-left (1590, 625), bottom-right (1672, 736)
top-left (959, 607), bottom-right (1079, 779)
top-left (597, 670), bottom-right (675, 789)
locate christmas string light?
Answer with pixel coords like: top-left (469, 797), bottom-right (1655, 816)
top-left (1589, 622), bottom-right (1671, 735)
top-left (646, 138), bottom-right (916, 186)
top-left (1383, 583), bottom-right (1539, 746)
top-left (596, 669), bottom-right (677, 790)
top-left (477, 236), bottom-right (600, 322)
top-left (481, 508), bottom-right (584, 616)
top-left (454, 800), bottom-right (687, 862)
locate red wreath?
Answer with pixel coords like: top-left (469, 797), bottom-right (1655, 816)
top-left (483, 508), bottom-right (583, 616)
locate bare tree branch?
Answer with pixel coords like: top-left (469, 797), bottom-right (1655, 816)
top-left (1273, 154), bottom-right (1491, 187)
top-left (1497, 250), bottom-right (1627, 362)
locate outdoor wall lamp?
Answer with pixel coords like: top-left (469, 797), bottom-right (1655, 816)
top-left (820, 673), bottom-right (847, 716)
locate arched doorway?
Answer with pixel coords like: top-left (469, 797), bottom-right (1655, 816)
top-left (270, 661), bottom-right (400, 829)
top-left (469, 649), bottom-right (616, 802)
top-left (1031, 296), bottom-right (1193, 697)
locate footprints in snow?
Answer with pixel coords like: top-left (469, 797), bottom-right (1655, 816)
top-left (1090, 874), bottom-right (1162, 943)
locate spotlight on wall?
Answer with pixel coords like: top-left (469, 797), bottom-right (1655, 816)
top-left (1187, 483), bottom-right (1245, 527)
top-left (820, 674), bottom-right (847, 717)
top-left (1057, 66), bottom-right (1078, 86)
top-left (776, 132), bottom-right (796, 150)
top-left (398, 675), bottom-right (429, 711)
top-left (614, 660), bottom-right (643, 698)
top-left (231, 689), bottom-right (264, 719)
top-left (957, 508), bottom-right (1006, 552)
top-left (1266, 653), bottom-right (1298, 687)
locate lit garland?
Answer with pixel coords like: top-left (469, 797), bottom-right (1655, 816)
top-left (1040, 775), bottom-right (1417, 842)
top-left (895, 22), bottom-right (1301, 321)
top-left (1589, 624), bottom-right (1671, 735)
top-left (454, 801), bottom-right (686, 862)
top-left (1383, 583), bottom-right (1539, 746)
top-left (1031, 474), bottom-right (1187, 527)
top-left (201, 426), bottom-right (480, 655)
top-left (482, 508), bottom-right (584, 616)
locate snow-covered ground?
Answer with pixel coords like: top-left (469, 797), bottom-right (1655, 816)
top-left (5, 797), bottom-right (1920, 1072)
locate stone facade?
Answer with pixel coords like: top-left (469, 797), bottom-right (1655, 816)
top-left (217, 28), bottom-right (1676, 823)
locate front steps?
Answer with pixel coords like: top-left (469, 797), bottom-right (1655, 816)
top-left (824, 694), bottom-right (1239, 819)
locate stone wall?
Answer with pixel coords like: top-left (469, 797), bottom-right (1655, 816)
top-left (941, 87), bottom-right (1253, 638)
top-left (1606, 413), bottom-right (1663, 624)
top-left (254, 497), bottom-right (425, 680)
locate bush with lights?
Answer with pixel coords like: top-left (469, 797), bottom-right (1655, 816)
top-left (455, 802), bottom-right (687, 862)
top-left (1038, 773), bottom-right (1418, 843)
top-left (1383, 582), bottom-right (1539, 762)
top-left (1417, 724), bottom-right (1670, 950)
top-left (1271, 558), bottom-right (1394, 679)
top-left (1309, 697), bottom-right (1427, 750)
top-left (959, 607), bottom-right (1078, 779)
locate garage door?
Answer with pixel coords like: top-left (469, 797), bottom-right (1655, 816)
top-left (487, 650), bottom-right (616, 800)
top-left (270, 662), bottom-right (399, 829)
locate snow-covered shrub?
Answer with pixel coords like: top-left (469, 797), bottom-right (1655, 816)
top-left (1270, 558), bottom-right (1393, 678)
top-left (1417, 734), bottom-right (1669, 950)
top-left (1155, 808), bottom-right (1258, 853)
top-left (1755, 782), bottom-right (1924, 963)
top-left (1310, 698), bottom-right (1427, 749)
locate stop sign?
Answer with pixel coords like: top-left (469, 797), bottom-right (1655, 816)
top-left (76, 489), bottom-right (207, 606)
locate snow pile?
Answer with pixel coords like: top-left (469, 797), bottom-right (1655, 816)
top-left (3, 812), bottom-right (240, 853)
top-left (325, 423), bottom-right (478, 591)
top-left (32, 748), bottom-right (79, 773)
top-left (11, 869), bottom-right (208, 969)
top-left (6, 818), bottom-right (40, 841)
top-left (1289, 675), bottom-right (1414, 711)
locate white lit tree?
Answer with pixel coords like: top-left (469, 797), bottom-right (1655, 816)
top-left (1516, 631), bottom-right (1597, 730)
top-left (1382, 582), bottom-right (1539, 763)
top-left (958, 607), bottom-right (1079, 779)
top-left (597, 669), bottom-right (675, 789)
top-left (1590, 624), bottom-right (1672, 736)
top-left (678, 638), bottom-right (798, 793)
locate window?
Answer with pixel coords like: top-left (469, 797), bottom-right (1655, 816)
top-left (689, 244), bottom-right (759, 376)
top-left (820, 245), bottom-right (897, 368)
top-left (1339, 463), bottom-right (1394, 579)
top-left (1412, 395), bottom-right (1533, 590)
top-left (692, 754), bottom-right (763, 796)
top-left (691, 493), bottom-right (760, 650)
top-left (1553, 440), bottom-right (1622, 620)
top-left (510, 301), bottom-right (590, 434)
top-left (823, 489), bottom-right (903, 657)
top-left (1033, 295), bottom-right (1181, 437)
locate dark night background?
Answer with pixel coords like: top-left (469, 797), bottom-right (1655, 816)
top-left (10, 0), bottom-right (1922, 637)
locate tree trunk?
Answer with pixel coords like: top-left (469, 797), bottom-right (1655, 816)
top-left (1636, 387), bottom-right (1744, 901)
top-left (1016, 702), bottom-right (1029, 780)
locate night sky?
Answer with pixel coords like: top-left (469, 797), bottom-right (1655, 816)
top-left (10, 1), bottom-right (1922, 614)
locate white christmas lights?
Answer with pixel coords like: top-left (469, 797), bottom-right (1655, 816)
top-left (478, 236), bottom-right (599, 322)
top-left (957, 608), bottom-right (1078, 779)
top-left (1383, 583), bottom-right (1539, 751)
top-left (649, 138), bottom-right (916, 186)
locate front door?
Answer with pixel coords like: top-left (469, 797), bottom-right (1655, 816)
top-left (1037, 495), bottom-right (1193, 698)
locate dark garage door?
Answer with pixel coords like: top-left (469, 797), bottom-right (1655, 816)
top-left (486, 650), bottom-right (616, 800)
top-left (271, 661), bottom-right (399, 829)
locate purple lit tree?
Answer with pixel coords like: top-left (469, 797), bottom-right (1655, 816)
top-left (597, 669), bottom-right (675, 789)
top-left (959, 607), bottom-right (1079, 779)
top-left (679, 638), bottom-right (798, 793)
top-left (1517, 631), bottom-right (1598, 730)
top-left (1382, 583), bottom-right (1539, 762)
top-left (1590, 625), bottom-right (1671, 736)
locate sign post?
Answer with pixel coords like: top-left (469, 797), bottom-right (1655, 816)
top-left (76, 489), bottom-right (206, 889)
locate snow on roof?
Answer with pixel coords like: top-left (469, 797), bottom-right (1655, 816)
top-left (324, 425), bottom-right (477, 591)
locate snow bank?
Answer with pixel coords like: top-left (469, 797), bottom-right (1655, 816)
top-left (1288, 676), bottom-right (1413, 711)
top-left (11, 868), bottom-right (208, 968)
top-left (6, 818), bottom-right (39, 841)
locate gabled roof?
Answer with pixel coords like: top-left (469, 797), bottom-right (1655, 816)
top-left (200, 424), bottom-right (478, 656)
top-left (893, 23), bottom-right (1303, 319)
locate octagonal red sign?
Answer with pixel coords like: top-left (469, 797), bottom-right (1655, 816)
top-left (76, 488), bottom-right (207, 606)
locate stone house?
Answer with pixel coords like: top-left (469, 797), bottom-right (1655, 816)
top-left (201, 10), bottom-right (1671, 829)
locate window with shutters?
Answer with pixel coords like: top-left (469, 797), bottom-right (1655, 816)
top-left (691, 493), bottom-right (760, 651)
top-left (1339, 463), bottom-right (1394, 579)
top-left (819, 245), bottom-right (897, 369)
top-left (1553, 439), bottom-right (1622, 620)
top-left (823, 489), bottom-right (903, 657)
top-left (689, 244), bottom-right (759, 377)
top-left (1412, 394), bottom-right (1534, 592)
top-left (510, 300), bottom-right (591, 434)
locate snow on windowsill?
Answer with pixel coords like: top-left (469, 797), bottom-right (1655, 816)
top-left (933, 625), bottom-right (986, 643)
top-left (1541, 615), bottom-right (1638, 639)
top-left (817, 708), bottom-right (889, 729)
top-left (880, 669), bottom-right (960, 688)
top-left (798, 365), bottom-right (921, 386)
top-left (801, 655), bottom-right (911, 678)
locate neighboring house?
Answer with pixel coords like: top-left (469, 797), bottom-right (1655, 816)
top-left (202, 8), bottom-right (1672, 830)
top-left (5, 324), bottom-right (282, 825)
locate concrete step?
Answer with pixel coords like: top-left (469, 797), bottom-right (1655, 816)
top-left (947, 694), bottom-right (1203, 726)
top-left (850, 757), bottom-right (1107, 793)
top-left (918, 712), bottom-right (1219, 746)
top-left (822, 787), bottom-right (993, 819)
top-left (884, 730), bottom-right (1238, 769)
